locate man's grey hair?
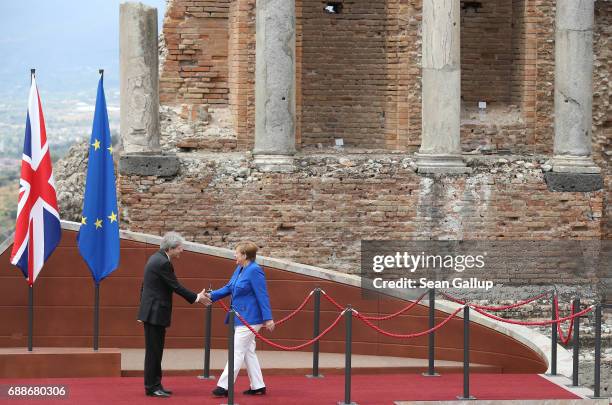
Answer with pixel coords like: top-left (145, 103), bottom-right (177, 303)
top-left (161, 232), bottom-right (185, 251)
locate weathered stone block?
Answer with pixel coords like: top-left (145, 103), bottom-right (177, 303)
top-left (119, 154), bottom-right (180, 177)
top-left (544, 172), bottom-right (604, 193)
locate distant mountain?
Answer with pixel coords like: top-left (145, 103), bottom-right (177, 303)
top-left (0, 0), bottom-right (165, 97)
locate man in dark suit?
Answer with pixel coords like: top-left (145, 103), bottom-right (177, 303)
top-left (137, 232), bottom-right (210, 397)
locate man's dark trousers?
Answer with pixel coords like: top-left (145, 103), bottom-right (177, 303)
top-left (144, 322), bottom-right (166, 393)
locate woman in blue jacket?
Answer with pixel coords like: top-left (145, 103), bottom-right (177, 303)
top-left (208, 241), bottom-right (274, 397)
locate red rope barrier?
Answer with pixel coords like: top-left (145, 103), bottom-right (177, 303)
top-left (472, 304), bottom-right (593, 326)
top-left (361, 291), bottom-right (428, 321)
top-left (213, 289), bottom-right (592, 348)
top-left (441, 291), bottom-right (549, 311)
top-left (321, 290), bottom-right (345, 311)
top-left (274, 290), bottom-right (314, 326)
top-left (218, 300), bottom-right (345, 351)
top-left (554, 295), bottom-right (575, 345)
top-left (322, 290), bottom-right (427, 320)
top-left (354, 306), bottom-right (464, 339)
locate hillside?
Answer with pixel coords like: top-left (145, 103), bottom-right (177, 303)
top-left (0, 182), bottom-right (17, 241)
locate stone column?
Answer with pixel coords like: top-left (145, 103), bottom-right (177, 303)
top-left (416, 0), bottom-right (468, 174)
top-left (120, 2), bottom-right (160, 154)
top-left (118, 3), bottom-right (178, 178)
top-left (253, 0), bottom-right (296, 172)
top-left (552, 0), bottom-right (600, 174)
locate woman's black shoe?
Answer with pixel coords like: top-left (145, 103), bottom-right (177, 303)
top-left (212, 386), bottom-right (228, 397)
top-left (243, 387), bottom-right (266, 395)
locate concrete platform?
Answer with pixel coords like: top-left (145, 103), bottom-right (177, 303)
top-left (120, 348), bottom-right (501, 376)
top-left (0, 347), bottom-right (121, 378)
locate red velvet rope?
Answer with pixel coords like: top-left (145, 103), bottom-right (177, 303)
top-left (321, 290), bottom-right (345, 310)
top-left (274, 290), bottom-right (314, 326)
top-left (554, 295), bottom-right (575, 345)
top-left (472, 304), bottom-right (593, 326)
top-left (360, 291), bottom-right (429, 321)
top-left (321, 290), bottom-right (428, 320)
top-left (354, 306), bottom-right (464, 339)
top-left (218, 300), bottom-right (345, 351)
top-left (441, 291), bottom-right (549, 311)
top-left (213, 290), bottom-right (592, 349)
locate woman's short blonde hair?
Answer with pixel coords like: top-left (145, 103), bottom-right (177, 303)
top-left (236, 241), bottom-right (258, 261)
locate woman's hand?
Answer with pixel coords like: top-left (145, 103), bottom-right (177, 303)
top-left (264, 320), bottom-right (275, 332)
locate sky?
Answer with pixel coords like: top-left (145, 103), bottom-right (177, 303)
top-left (0, 0), bottom-right (167, 98)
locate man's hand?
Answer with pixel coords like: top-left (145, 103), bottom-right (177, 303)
top-left (196, 291), bottom-right (212, 306)
top-left (264, 320), bottom-right (275, 332)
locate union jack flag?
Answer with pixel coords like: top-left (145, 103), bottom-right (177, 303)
top-left (10, 74), bottom-right (61, 286)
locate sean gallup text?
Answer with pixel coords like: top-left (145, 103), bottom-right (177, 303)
top-left (372, 277), bottom-right (494, 291)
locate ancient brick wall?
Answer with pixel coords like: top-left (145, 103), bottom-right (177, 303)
top-left (159, 0), bottom-right (230, 106)
top-left (593, 1), bottom-right (612, 239)
top-left (298, 1), bottom-right (394, 148)
top-left (460, 0), bottom-right (514, 104)
top-left (511, 0), bottom-right (537, 147)
top-left (107, 0), bottom-right (612, 267)
top-left (149, 0), bottom-right (612, 280)
top-left (158, 0), bottom-right (610, 159)
top-left (227, 0), bottom-right (255, 150)
top-left (119, 155), bottom-right (605, 278)
top-left (532, 0), bottom-right (555, 153)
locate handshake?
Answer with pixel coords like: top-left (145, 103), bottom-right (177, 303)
top-left (195, 289), bottom-right (212, 306)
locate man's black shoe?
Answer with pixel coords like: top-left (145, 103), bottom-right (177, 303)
top-left (212, 386), bottom-right (228, 397)
top-left (160, 386), bottom-right (173, 395)
top-left (146, 389), bottom-right (170, 398)
top-left (243, 387), bottom-right (266, 395)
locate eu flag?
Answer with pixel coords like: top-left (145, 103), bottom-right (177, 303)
top-left (77, 76), bottom-right (120, 284)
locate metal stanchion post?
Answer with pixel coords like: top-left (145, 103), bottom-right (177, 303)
top-left (592, 304), bottom-right (602, 398)
top-left (198, 303), bottom-right (215, 380)
top-left (423, 288), bottom-right (439, 377)
top-left (338, 306), bottom-right (357, 405)
top-left (550, 291), bottom-right (558, 376)
top-left (224, 310), bottom-right (237, 405)
top-left (572, 298), bottom-right (580, 387)
top-left (457, 306), bottom-right (475, 400)
top-left (307, 288), bottom-right (323, 378)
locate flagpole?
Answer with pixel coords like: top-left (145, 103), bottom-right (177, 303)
top-left (90, 68), bottom-right (105, 353)
top-left (94, 283), bottom-right (99, 351)
top-left (28, 285), bottom-right (33, 351)
top-left (27, 68), bottom-right (35, 353)
top-left (91, 68), bottom-right (104, 353)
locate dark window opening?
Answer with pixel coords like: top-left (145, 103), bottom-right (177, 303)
top-left (461, 1), bottom-right (482, 13)
top-left (324, 2), bottom-right (342, 14)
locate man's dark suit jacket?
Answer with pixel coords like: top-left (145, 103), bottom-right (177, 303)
top-left (137, 250), bottom-right (198, 327)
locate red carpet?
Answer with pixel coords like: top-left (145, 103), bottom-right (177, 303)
top-left (0, 373), bottom-right (580, 404)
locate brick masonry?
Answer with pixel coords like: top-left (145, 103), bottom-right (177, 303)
top-left (158, 0), bottom-right (609, 158)
top-left (82, 0), bottom-right (607, 310)
top-left (593, 2), bottom-right (612, 241)
top-left (159, 1), bottom-right (231, 109)
top-left (154, 0), bottom-right (610, 232)
top-left (118, 154), bottom-right (606, 284)
top-left (110, 0), bottom-right (611, 285)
